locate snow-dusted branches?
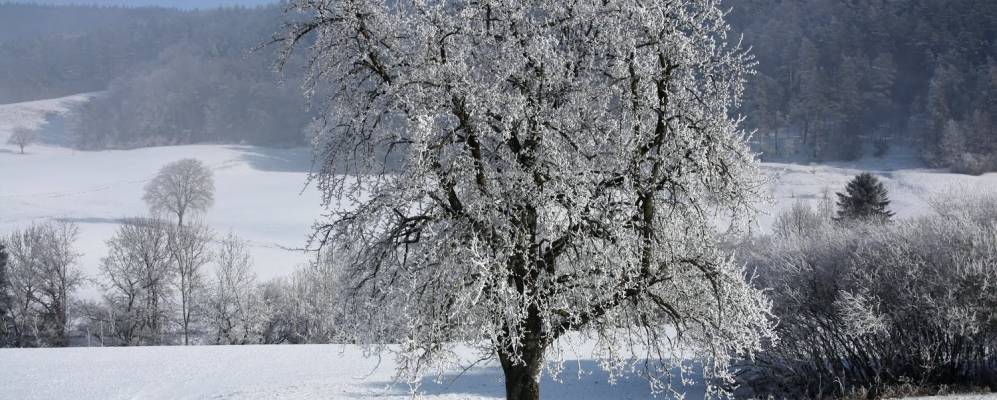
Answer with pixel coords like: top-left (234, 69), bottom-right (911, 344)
top-left (743, 200), bottom-right (997, 397)
top-left (100, 218), bottom-right (175, 345)
top-left (6, 128), bottom-right (37, 154)
top-left (2, 221), bottom-right (83, 347)
top-left (281, 1), bottom-right (773, 397)
top-left (143, 159), bottom-right (215, 227)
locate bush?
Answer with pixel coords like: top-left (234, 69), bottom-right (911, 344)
top-left (741, 202), bottom-right (997, 398)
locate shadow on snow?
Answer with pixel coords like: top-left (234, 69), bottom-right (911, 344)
top-left (361, 359), bottom-right (704, 400)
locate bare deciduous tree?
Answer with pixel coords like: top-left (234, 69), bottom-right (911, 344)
top-left (7, 128), bottom-right (37, 154)
top-left (279, 1), bottom-right (774, 398)
top-left (143, 159), bottom-right (215, 227)
top-left (747, 200), bottom-right (997, 398)
top-left (3, 221), bottom-right (83, 347)
top-left (166, 222), bottom-right (213, 345)
top-left (100, 218), bottom-right (174, 345)
top-left (0, 243), bottom-right (13, 346)
top-left (207, 233), bottom-right (260, 345)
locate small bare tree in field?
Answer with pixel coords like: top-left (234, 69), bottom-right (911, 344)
top-left (7, 128), bottom-right (37, 154)
top-left (143, 159), bottom-right (215, 227)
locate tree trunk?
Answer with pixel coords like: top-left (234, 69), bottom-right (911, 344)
top-left (498, 343), bottom-right (543, 400)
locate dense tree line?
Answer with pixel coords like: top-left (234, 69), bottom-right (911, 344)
top-left (0, 222), bottom-right (84, 347)
top-left (76, 218), bottom-right (338, 346)
top-left (728, 0), bottom-right (997, 172)
top-left (68, 6), bottom-right (312, 149)
top-left (0, 3), bottom-right (312, 149)
top-left (5, 1), bottom-right (995, 167)
top-left (0, 4), bottom-right (187, 104)
top-left (0, 159), bottom-right (339, 348)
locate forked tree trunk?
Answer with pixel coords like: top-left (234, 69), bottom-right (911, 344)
top-left (498, 341), bottom-right (544, 400)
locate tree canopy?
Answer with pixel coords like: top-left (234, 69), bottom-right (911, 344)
top-left (280, 0), bottom-right (774, 398)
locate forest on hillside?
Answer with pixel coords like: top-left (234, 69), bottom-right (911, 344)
top-left (729, 0), bottom-right (997, 172)
top-left (0, 1), bottom-right (995, 170)
top-left (0, 3), bottom-right (311, 148)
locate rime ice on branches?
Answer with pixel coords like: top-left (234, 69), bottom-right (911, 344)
top-left (278, 1), bottom-right (775, 398)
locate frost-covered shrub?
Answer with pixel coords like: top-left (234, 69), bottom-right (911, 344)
top-left (256, 261), bottom-right (342, 345)
top-left (742, 203), bottom-right (997, 398)
top-left (772, 200), bottom-right (829, 239)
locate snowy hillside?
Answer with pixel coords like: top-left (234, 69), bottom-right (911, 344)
top-left (3, 95), bottom-right (997, 399)
top-left (756, 154), bottom-right (997, 233)
top-left (0, 95), bottom-right (323, 298)
top-left (4, 94), bottom-right (997, 297)
top-left (0, 93), bottom-right (93, 140)
top-left (0, 340), bottom-right (667, 400)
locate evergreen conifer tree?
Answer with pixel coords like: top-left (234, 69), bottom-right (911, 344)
top-left (836, 172), bottom-right (895, 222)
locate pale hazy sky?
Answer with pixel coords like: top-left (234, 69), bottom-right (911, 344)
top-left (10, 0), bottom-right (277, 9)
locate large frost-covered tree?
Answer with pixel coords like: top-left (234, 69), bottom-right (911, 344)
top-left (279, 1), bottom-right (774, 398)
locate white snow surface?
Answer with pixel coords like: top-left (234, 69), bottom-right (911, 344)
top-left (0, 93), bottom-right (94, 140)
top-left (754, 151), bottom-right (997, 233)
top-left (3, 95), bottom-right (997, 400)
top-left (0, 95), bottom-right (324, 298)
top-left (0, 340), bottom-right (666, 400)
top-left (0, 342), bottom-right (992, 400)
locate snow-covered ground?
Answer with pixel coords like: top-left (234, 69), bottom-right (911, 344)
top-left (0, 342), bottom-right (993, 400)
top-left (756, 153), bottom-right (997, 232)
top-left (761, 133), bottom-right (997, 233)
top-left (0, 95), bottom-right (324, 298)
top-left (0, 93), bottom-right (93, 134)
top-left (6, 94), bottom-right (997, 295)
top-left (0, 340), bottom-right (668, 400)
top-left (3, 95), bottom-right (997, 399)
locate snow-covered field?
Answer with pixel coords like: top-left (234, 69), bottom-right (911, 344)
top-left (0, 95), bottom-right (325, 298)
top-left (6, 94), bottom-right (997, 296)
top-left (3, 94), bottom-right (997, 399)
top-left (0, 340), bottom-right (667, 400)
top-left (0, 343), bottom-right (992, 400)
top-left (757, 154), bottom-right (997, 231)
top-left (0, 93), bottom-right (93, 134)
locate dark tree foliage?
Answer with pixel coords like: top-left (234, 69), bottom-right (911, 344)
top-left (0, 4), bottom-right (313, 149)
top-left (0, 4), bottom-right (182, 104)
top-left (728, 0), bottom-right (997, 168)
top-left (836, 173), bottom-right (895, 222)
top-left (5, 2), bottom-right (995, 160)
top-left (0, 243), bottom-right (12, 347)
